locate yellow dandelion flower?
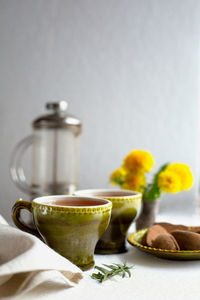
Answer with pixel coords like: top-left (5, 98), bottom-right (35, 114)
top-left (166, 163), bottom-right (194, 191)
top-left (122, 172), bottom-right (146, 193)
top-left (110, 167), bottom-right (126, 185)
top-left (158, 170), bottom-right (182, 193)
top-left (123, 150), bottom-right (155, 173)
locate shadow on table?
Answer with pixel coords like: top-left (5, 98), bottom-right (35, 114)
top-left (120, 244), bottom-right (200, 270)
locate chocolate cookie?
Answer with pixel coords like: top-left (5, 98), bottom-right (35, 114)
top-left (155, 222), bottom-right (189, 233)
top-left (142, 225), bottom-right (168, 247)
top-left (151, 233), bottom-right (180, 250)
top-left (171, 230), bottom-right (200, 250)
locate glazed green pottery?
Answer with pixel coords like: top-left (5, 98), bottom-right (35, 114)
top-left (128, 229), bottom-right (200, 260)
top-left (12, 195), bottom-right (112, 270)
top-left (75, 189), bottom-right (142, 254)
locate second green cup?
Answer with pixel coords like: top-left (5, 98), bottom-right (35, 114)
top-left (75, 189), bottom-right (142, 254)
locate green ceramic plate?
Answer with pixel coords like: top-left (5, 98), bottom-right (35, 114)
top-left (128, 228), bottom-right (200, 260)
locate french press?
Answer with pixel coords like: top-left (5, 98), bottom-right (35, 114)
top-left (10, 101), bottom-right (82, 198)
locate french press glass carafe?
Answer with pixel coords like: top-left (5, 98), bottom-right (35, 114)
top-left (10, 101), bottom-right (82, 198)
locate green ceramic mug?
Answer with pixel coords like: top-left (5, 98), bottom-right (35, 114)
top-left (12, 195), bottom-right (112, 270)
top-left (75, 189), bottom-right (142, 254)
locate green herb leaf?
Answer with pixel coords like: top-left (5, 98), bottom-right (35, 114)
top-left (143, 163), bottom-right (169, 201)
top-left (91, 263), bottom-right (133, 283)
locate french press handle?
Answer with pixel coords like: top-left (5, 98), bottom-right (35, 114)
top-left (10, 135), bottom-right (38, 195)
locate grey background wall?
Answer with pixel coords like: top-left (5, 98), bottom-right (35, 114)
top-left (0, 0), bottom-right (200, 223)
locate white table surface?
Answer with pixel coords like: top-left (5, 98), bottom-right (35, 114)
top-left (17, 213), bottom-right (200, 300)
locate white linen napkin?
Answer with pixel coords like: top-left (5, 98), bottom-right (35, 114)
top-left (0, 216), bottom-right (83, 299)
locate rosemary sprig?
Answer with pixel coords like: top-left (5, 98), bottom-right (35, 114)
top-left (91, 263), bottom-right (133, 283)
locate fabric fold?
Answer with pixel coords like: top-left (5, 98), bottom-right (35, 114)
top-left (0, 217), bottom-right (83, 299)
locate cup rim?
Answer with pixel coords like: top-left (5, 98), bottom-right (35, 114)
top-left (74, 189), bottom-right (142, 198)
top-left (33, 195), bottom-right (112, 209)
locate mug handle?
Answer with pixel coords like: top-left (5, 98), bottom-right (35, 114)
top-left (12, 198), bottom-right (41, 239)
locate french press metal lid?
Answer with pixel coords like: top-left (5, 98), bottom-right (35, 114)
top-left (33, 101), bottom-right (82, 134)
